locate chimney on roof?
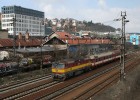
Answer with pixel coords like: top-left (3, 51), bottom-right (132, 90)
top-left (18, 32), bottom-right (22, 39)
top-left (25, 32), bottom-right (30, 40)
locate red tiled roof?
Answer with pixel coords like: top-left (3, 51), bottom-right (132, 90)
top-left (0, 39), bottom-right (13, 47)
top-left (0, 39), bottom-right (42, 48)
top-left (61, 38), bottom-right (113, 45)
top-left (48, 32), bottom-right (114, 45)
top-left (16, 39), bottom-right (41, 47)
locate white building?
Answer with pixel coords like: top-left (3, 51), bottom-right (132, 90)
top-left (1, 5), bottom-right (45, 36)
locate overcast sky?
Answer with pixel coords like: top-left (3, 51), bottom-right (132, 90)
top-left (0, 0), bottom-right (140, 33)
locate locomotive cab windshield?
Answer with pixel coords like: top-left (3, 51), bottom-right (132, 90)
top-left (52, 63), bottom-right (65, 69)
top-left (52, 62), bottom-right (66, 80)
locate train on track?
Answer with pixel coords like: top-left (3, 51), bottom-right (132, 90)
top-left (0, 62), bottom-right (18, 76)
top-left (52, 51), bottom-right (121, 80)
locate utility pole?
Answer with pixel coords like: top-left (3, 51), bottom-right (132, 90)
top-left (114, 11), bottom-right (129, 80)
top-left (120, 11), bottom-right (129, 80)
top-left (40, 20), bottom-right (44, 69)
top-left (11, 17), bottom-right (17, 57)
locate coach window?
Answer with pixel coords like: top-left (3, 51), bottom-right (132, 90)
top-left (95, 59), bottom-right (98, 62)
top-left (65, 64), bottom-right (67, 68)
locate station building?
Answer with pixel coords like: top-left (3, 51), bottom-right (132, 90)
top-left (1, 5), bottom-right (45, 36)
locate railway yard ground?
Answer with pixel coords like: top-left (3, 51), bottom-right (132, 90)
top-left (94, 62), bottom-right (140, 100)
top-left (0, 51), bottom-right (140, 100)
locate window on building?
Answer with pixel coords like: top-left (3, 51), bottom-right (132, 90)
top-left (10, 14), bottom-right (12, 17)
top-left (2, 24), bottom-right (4, 27)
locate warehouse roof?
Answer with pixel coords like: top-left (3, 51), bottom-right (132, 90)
top-left (0, 39), bottom-right (42, 48)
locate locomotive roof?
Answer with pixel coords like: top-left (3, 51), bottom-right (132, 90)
top-left (87, 50), bottom-right (119, 59)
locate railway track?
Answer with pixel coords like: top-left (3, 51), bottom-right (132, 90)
top-left (0, 74), bottom-right (51, 92)
top-left (80, 57), bottom-right (140, 100)
top-left (3, 81), bottom-right (61, 100)
top-left (0, 68), bottom-right (51, 89)
top-left (0, 74), bottom-right (54, 100)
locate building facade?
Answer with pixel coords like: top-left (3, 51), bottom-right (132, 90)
top-left (1, 5), bottom-right (45, 36)
top-left (0, 13), bottom-right (1, 30)
top-left (0, 13), bottom-right (1, 21)
top-left (129, 34), bottom-right (140, 45)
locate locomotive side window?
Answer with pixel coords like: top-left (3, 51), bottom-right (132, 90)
top-left (95, 59), bottom-right (98, 62)
top-left (52, 63), bottom-right (65, 68)
top-left (92, 59), bottom-right (95, 63)
top-left (57, 63), bottom-right (65, 68)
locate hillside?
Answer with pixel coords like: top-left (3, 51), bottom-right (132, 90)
top-left (77, 20), bottom-right (116, 32)
top-left (46, 18), bottom-right (116, 33)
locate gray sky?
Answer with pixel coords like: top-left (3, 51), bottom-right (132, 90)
top-left (0, 0), bottom-right (140, 33)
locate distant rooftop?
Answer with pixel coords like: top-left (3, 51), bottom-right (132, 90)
top-left (16, 46), bottom-right (66, 53)
top-left (128, 33), bottom-right (140, 35)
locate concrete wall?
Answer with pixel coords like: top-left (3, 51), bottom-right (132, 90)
top-left (0, 30), bottom-right (8, 39)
